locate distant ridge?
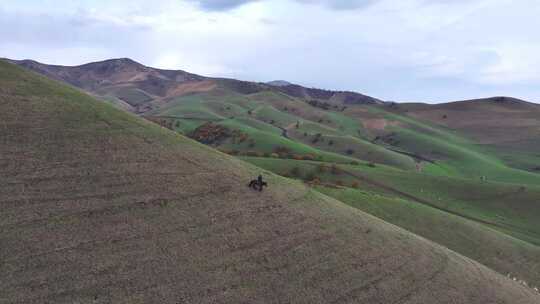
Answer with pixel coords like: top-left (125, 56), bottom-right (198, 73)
top-left (6, 57), bottom-right (384, 113)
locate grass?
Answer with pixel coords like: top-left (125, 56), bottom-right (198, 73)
top-left (253, 105), bottom-right (299, 127)
top-left (5, 59), bottom-right (539, 303)
top-left (288, 130), bottom-right (417, 170)
top-left (242, 156), bottom-right (540, 246)
top-left (8, 58), bottom-right (540, 300)
top-left (365, 106), bottom-right (540, 185)
top-left (103, 86), bottom-right (153, 106)
top-left (148, 90), bottom-right (422, 171)
top-left (343, 164), bottom-right (540, 245)
top-left (316, 186), bottom-right (540, 286)
top-left (242, 155), bottom-right (540, 285)
top-left (218, 120), bottom-right (362, 163)
top-left (146, 82), bottom-right (540, 251)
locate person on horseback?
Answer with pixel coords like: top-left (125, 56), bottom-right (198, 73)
top-left (248, 174), bottom-right (267, 191)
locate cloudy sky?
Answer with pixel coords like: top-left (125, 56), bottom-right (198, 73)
top-left (1, 0), bottom-right (539, 103)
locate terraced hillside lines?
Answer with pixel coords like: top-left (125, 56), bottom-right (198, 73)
top-left (317, 186), bottom-right (540, 287)
top-left (2, 61), bottom-right (540, 303)
top-left (244, 156), bottom-right (540, 286)
top-left (398, 98), bottom-right (540, 173)
top-left (288, 130), bottom-right (417, 170)
top-left (366, 105), bottom-right (540, 185)
top-left (146, 88), bottom-right (419, 171)
top-left (403, 97), bottom-right (540, 145)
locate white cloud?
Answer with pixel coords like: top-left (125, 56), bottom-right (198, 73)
top-left (189, 0), bottom-right (376, 11)
top-left (0, 0), bottom-right (539, 102)
top-left (479, 44), bottom-right (540, 85)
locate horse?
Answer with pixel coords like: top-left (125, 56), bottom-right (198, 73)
top-left (248, 179), bottom-right (267, 191)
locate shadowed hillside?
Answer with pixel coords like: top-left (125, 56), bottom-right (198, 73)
top-left (1, 61), bottom-right (539, 303)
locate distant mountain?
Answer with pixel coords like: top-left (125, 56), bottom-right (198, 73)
top-left (7, 58), bottom-right (204, 89)
top-left (6, 58), bottom-right (383, 114)
top-left (8, 57), bottom-right (540, 175)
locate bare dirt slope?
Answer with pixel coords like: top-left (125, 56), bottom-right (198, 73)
top-left (1, 61), bottom-right (539, 303)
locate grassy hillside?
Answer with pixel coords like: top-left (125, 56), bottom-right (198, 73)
top-left (2, 60), bottom-right (540, 303)
top-left (16, 58), bottom-right (540, 185)
top-left (392, 98), bottom-right (540, 174)
top-left (318, 187), bottom-right (540, 286)
top-left (147, 90), bottom-right (419, 170)
top-left (243, 156), bottom-right (540, 286)
top-left (243, 156), bottom-right (540, 244)
top-left (131, 65), bottom-right (540, 288)
top-left (144, 84), bottom-right (540, 188)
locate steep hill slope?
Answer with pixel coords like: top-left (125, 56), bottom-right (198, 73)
top-left (1, 61), bottom-right (539, 303)
top-left (245, 156), bottom-right (540, 285)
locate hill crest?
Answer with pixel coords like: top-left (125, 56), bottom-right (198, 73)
top-left (6, 57), bottom-right (384, 112)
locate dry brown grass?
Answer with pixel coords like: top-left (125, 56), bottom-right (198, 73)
top-left (403, 98), bottom-right (540, 145)
top-left (164, 80), bottom-right (217, 99)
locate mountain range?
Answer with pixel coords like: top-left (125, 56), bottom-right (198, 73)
top-left (2, 58), bottom-right (540, 303)
top-left (6, 58), bottom-right (382, 114)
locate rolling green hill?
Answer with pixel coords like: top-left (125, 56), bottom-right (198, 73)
top-left (241, 156), bottom-right (540, 286)
top-left (5, 58), bottom-right (540, 301)
top-left (4, 60), bottom-right (540, 303)
top-left (14, 58), bottom-right (540, 183)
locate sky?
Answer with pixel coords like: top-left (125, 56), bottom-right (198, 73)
top-left (1, 0), bottom-right (539, 103)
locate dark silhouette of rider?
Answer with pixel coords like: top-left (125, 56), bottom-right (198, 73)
top-left (248, 174), bottom-right (267, 191)
top-left (257, 175), bottom-right (264, 191)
